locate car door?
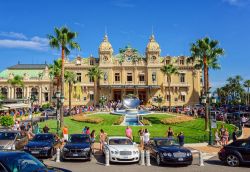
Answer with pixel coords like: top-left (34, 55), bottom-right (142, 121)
top-left (245, 140), bottom-right (250, 161)
top-left (235, 140), bottom-right (250, 161)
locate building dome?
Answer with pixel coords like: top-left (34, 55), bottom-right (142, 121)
top-left (99, 35), bottom-right (113, 52)
top-left (146, 34), bottom-right (160, 52)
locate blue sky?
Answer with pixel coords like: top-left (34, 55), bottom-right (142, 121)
top-left (0, 0), bottom-right (249, 88)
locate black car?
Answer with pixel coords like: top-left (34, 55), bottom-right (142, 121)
top-left (0, 151), bottom-right (71, 172)
top-left (62, 134), bottom-right (92, 161)
top-left (24, 133), bottom-right (60, 158)
top-left (218, 139), bottom-right (250, 167)
top-left (146, 138), bottom-right (193, 166)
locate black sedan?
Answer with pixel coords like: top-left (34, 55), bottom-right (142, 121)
top-left (0, 151), bottom-right (71, 172)
top-left (24, 133), bottom-right (60, 158)
top-left (146, 138), bottom-right (193, 166)
top-left (218, 139), bottom-right (250, 167)
top-left (62, 134), bottom-right (92, 161)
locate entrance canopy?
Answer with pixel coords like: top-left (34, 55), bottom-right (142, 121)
top-left (3, 103), bottom-right (30, 110)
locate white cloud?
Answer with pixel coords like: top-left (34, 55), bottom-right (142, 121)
top-left (223, 0), bottom-right (250, 6)
top-left (0, 31), bottom-right (27, 40)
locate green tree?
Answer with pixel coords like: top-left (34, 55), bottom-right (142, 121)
top-left (48, 26), bottom-right (80, 127)
top-left (86, 66), bottom-right (103, 106)
top-left (244, 80), bottom-right (250, 105)
top-left (155, 95), bottom-right (163, 109)
top-left (49, 59), bottom-right (62, 91)
top-left (188, 37), bottom-right (224, 130)
top-left (160, 64), bottom-right (178, 111)
top-left (65, 71), bottom-right (77, 115)
top-left (7, 75), bottom-right (24, 99)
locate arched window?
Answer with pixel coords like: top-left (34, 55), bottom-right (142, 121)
top-left (0, 87), bottom-right (8, 98)
top-left (16, 88), bottom-right (23, 99)
top-left (31, 88), bottom-right (38, 97)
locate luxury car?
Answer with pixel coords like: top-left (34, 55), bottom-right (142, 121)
top-left (0, 130), bottom-right (27, 150)
top-left (103, 136), bottom-right (139, 163)
top-left (62, 134), bottom-right (92, 161)
top-left (0, 151), bottom-right (71, 172)
top-left (24, 133), bottom-right (60, 158)
top-left (218, 139), bottom-right (250, 167)
top-left (146, 138), bottom-right (193, 166)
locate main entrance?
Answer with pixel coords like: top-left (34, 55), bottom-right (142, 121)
top-left (138, 90), bottom-right (147, 105)
top-left (113, 90), bottom-right (122, 101)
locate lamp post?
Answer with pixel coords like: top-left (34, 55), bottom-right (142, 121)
top-left (99, 95), bottom-right (107, 111)
top-left (52, 91), bottom-right (64, 135)
top-left (29, 94), bottom-right (37, 130)
top-left (201, 92), bottom-right (217, 146)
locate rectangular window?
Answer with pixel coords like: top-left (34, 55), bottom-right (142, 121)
top-left (77, 73), bottom-right (81, 82)
top-left (89, 76), bottom-right (94, 83)
top-left (115, 73), bottom-right (120, 82)
top-left (139, 74), bottom-right (145, 82)
top-left (44, 93), bottom-right (49, 102)
top-left (166, 59), bottom-right (170, 64)
top-left (127, 73), bottom-right (132, 82)
top-left (167, 95), bottom-right (171, 101)
top-left (180, 73), bottom-right (185, 83)
top-left (83, 97), bottom-right (87, 101)
top-left (152, 72), bottom-right (156, 82)
top-left (90, 60), bottom-right (94, 65)
top-left (90, 94), bottom-right (94, 101)
top-left (180, 59), bottom-right (185, 65)
top-left (180, 95), bottom-right (185, 102)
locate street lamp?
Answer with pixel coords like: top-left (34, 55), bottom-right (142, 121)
top-left (99, 95), bottom-right (107, 110)
top-left (52, 91), bottom-right (64, 135)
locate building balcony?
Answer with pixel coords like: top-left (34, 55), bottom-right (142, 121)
top-left (163, 82), bottom-right (190, 87)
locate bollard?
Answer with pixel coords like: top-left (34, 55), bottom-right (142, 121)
top-left (105, 149), bottom-right (110, 166)
top-left (145, 150), bottom-right (151, 166)
top-left (139, 150), bottom-right (145, 165)
top-left (56, 148), bottom-right (60, 162)
top-left (199, 151), bottom-right (204, 166)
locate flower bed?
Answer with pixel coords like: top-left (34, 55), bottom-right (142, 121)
top-left (140, 119), bottom-right (151, 125)
top-left (113, 116), bottom-right (124, 125)
top-left (161, 115), bottom-right (194, 125)
top-left (71, 114), bottom-right (103, 124)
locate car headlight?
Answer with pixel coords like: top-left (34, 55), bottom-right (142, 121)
top-left (162, 152), bottom-right (172, 157)
top-left (83, 148), bottom-right (90, 151)
top-left (63, 147), bottom-right (69, 151)
top-left (133, 151), bottom-right (139, 154)
top-left (43, 147), bottom-right (51, 150)
top-left (110, 150), bottom-right (118, 154)
top-left (186, 152), bottom-right (192, 156)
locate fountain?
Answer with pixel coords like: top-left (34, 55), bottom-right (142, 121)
top-left (111, 95), bottom-right (152, 126)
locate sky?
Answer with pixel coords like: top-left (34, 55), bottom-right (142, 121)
top-left (0, 0), bottom-right (249, 88)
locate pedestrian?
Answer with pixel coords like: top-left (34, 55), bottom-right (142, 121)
top-left (232, 127), bottom-right (238, 142)
top-left (194, 108), bottom-right (198, 118)
top-left (82, 126), bottom-right (87, 134)
top-left (43, 124), bottom-right (50, 133)
top-left (214, 129), bottom-right (221, 146)
top-left (222, 128), bottom-right (229, 145)
top-left (90, 130), bottom-right (96, 154)
top-left (219, 124), bottom-right (225, 140)
top-left (241, 115), bottom-right (247, 128)
top-left (45, 110), bottom-right (48, 120)
top-left (125, 126), bottom-right (133, 140)
top-left (99, 129), bottom-right (107, 151)
top-left (20, 123), bottom-right (25, 131)
top-left (138, 128), bottom-right (144, 149)
top-left (62, 126), bottom-right (69, 141)
top-left (167, 127), bottom-right (174, 140)
top-left (143, 129), bottom-right (150, 146)
top-left (13, 121), bottom-right (19, 131)
top-left (86, 127), bottom-right (90, 135)
top-left (177, 132), bottom-right (185, 146)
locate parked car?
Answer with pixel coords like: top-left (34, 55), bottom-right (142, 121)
top-left (146, 138), bottom-right (193, 166)
top-left (103, 136), bottom-right (139, 163)
top-left (42, 109), bottom-right (56, 116)
top-left (0, 150), bottom-right (71, 172)
top-left (0, 130), bottom-right (27, 150)
top-left (24, 133), bottom-right (60, 158)
top-left (218, 138), bottom-right (250, 167)
top-left (62, 134), bottom-right (92, 161)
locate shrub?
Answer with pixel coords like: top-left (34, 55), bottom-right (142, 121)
top-left (42, 103), bottom-right (51, 109)
top-left (113, 116), bottom-right (124, 125)
top-left (161, 116), bottom-right (194, 125)
top-left (140, 119), bottom-right (151, 125)
top-left (71, 115), bottom-right (103, 124)
top-left (0, 115), bottom-right (14, 127)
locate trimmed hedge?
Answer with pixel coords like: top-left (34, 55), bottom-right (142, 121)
top-left (161, 115), bottom-right (194, 125)
top-left (113, 116), bottom-right (124, 125)
top-left (0, 115), bottom-right (14, 127)
top-left (140, 119), bottom-right (151, 125)
top-left (71, 115), bottom-right (103, 124)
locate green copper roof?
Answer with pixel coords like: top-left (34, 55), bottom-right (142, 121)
top-left (0, 69), bottom-right (44, 79)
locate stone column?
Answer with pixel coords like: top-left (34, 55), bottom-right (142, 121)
top-left (8, 87), bottom-right (11, 99)
top-left (39, 87), bottom-right (42, 104)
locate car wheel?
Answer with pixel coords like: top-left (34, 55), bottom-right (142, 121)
top-left (226, 154), bottom-right (240, 167)
top-left (156, 153), bottom-right (162, 166)
top-left (49, 148), bottom-right (55, 158)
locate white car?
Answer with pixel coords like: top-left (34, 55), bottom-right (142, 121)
top-left (103, 136), bottom-right (140, 163)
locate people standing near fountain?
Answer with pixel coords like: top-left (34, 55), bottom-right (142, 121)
top-left (167, 127), bottom-right (174, 140)
top-left (125, 126), bottom-right (133, 140)
top-left (99, 129), bottom-right (107, 151)
top-left (138, 128), bottom-right (144, 149)
top-left (144, 129), bottom-right (150, 146)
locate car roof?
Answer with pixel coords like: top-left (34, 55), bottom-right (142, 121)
top-left (108, 136), bottom-right (130, 139)
top-left (153, 138), bottom-right (171, 141)
top-left (0, 129), bottom-right (20, 133)
top-left (70, 134), bottom-right (90, 137)
top-left (0, 150), bottom-right (26, 159)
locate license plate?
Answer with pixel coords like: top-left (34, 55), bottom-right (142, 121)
top-left (31, 151), bottom-right (39, 154)
top-left (123, 156), bottom-right (129, 159)
top-left (73, 154), bottom-right (79, 157)
top-left (178, 158), bottom-right (184, 161)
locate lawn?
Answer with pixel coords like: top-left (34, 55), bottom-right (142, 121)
top-left (38, 113), bottom-right (235, 143)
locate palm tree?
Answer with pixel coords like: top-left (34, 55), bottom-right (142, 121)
top-left (160, 64), bottom-right (178, 111)
top-left (243, 80), bottom-right (250, 105)
top-left (48, 26), bottom-right (80, 127)
top-left (7, 75), bottom-right (24, 99)
top-left (155, 95), bottom-right (163, 109)
top-left (188, 37), bottom-right (224, 130)
top-left (86, 66), bottom-right (103, 106)
top-left (49, 59), bottom-right (62, 92)
top-left (65, 71), bottom-right (77, 115)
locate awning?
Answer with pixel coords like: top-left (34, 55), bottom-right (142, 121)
top-left (89, 91), bottom-right (94, 94)
top-left (3, 103), bottom-right (31, 109)
top-left (180, 92), bottom-right (187, 95)
top-left (149, 85), bottom-right (161, 89)
top-left (0, 107), bottom-right (9, 111)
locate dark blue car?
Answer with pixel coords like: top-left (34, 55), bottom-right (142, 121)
top-left (62, 134), bottom-right (92, 161)
top-left (24, 133), bottom-right (60, 158)
top-left (146, 138), bottom-right (193, 166)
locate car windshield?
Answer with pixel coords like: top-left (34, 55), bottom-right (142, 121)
top-left (69, 135), bottom-right (90, 143)
top-left (155, 139), bottom-right (179, 147)
top-left (0, 132), bottom-right (17, 140)
top-left (1, 153), bottom-right (46, 172)
top-left (109, 138), bottom-right (133, 145)
top-left (32, 134), bottom-right (53, 142)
